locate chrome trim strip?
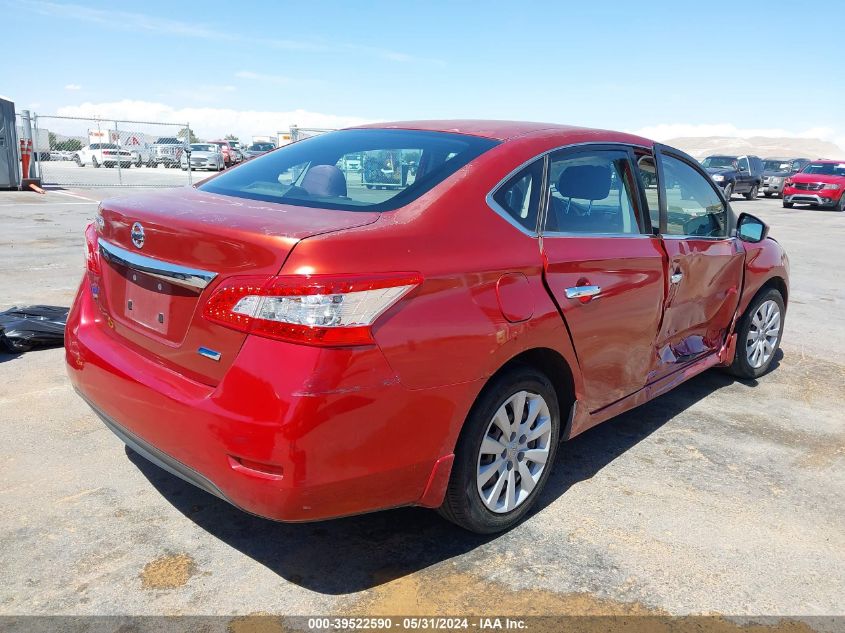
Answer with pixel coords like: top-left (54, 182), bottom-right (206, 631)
top-left (98, 238), bottom-right (217, 291)
top-left (541, 232), bottom-right (655, 239)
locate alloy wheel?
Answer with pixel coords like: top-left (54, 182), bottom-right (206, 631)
top-left (476, 390), bottom-right (552, 513)
top-left (746, 299), bottom-right (781, 368)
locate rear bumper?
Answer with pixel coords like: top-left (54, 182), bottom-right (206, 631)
top-left (65, 277), bottom-right (467, 521)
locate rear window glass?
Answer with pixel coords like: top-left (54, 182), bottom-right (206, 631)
top-left (198, 129), bottom-right (498, 212)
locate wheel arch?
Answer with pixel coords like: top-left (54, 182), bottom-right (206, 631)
top-left (474, 347), bottom-right (577, 441)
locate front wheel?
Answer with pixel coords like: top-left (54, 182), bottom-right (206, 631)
top-left (745, 185), bottom-right (759, 200)
top-left (92, 156), bottom-right (100, 168)
top-left (439, 366), bottom-right (561, 534)
top-left (763, 192), bottom-right (772, 198)
top-left (74, 155), bottom-right (83, 167)
top-left (723, 183), bottom-right (733, 200)
top-left (783, 200), bottom-right (794, 208)
top-left (727, 288), bottom-right (785, 379)
top-left (837, 194), bottom-right (845, 212)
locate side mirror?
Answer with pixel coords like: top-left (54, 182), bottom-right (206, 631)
top-left (738, 165), bottom-right (747, 172)
top-left (736, 213), bottom-right (768, 243)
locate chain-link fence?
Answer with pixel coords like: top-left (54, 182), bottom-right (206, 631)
top-left (28, 114), bottom-right (195, 188)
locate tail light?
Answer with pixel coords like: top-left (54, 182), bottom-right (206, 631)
top-left (84, 222), bottom-right (100, 275)
top-left (203, 273), bottom-right (422, 346)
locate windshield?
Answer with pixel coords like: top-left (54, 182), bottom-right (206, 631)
top-left (190, 144), bottom-right (216, 152)
top-left (701, 156), bottom-right (737, 169)
top-left (801, 162), bottom-right (845, 176)
top-left (156, 138), bottom-right (180, 144)
top-left (199, 129), bottom-right (498, 212)
top-left (763, 160), bottom-right (791, 171)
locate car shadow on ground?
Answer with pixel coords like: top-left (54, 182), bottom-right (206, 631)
top-left (127, 352), bottom-right (781, 595)
top-left (0, 351), bottom-right (22, 364)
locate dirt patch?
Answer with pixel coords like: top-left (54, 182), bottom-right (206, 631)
top-left (348, 567), bottom-right (660, 616)
top-left (345, 568), bottom-right (820, 632)
top-left (139, 553), bottom-right (196, 589)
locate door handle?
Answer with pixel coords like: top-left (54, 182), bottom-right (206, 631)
top-left (670, 271), bottom-right (684, 284)
top-left (565, 285), bottom-right (601, 300)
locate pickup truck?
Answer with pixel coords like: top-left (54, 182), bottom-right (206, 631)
top-left (149, 137), bottom-right (187, 168)
top-left (701, 154), bottom-right (763, 200)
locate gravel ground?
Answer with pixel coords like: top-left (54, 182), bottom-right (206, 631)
top-left (0, 188), bottom-right (842, 622)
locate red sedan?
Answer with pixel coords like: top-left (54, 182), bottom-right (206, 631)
top-left (782, 160), bottom-right (845, 211)
top-left (66, 121), bottom-right (789, 533)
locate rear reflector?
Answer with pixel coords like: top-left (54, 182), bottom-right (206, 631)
top-left (203, 273), bottom-right (422, 346)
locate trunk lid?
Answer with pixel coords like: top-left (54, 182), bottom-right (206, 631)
top-left (96, 187), bottom-right (379, 385)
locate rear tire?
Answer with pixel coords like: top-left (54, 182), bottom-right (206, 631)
top-left (439, 365), bottom-right (561, 534)
top-left (726, 288), bottom-right (785, 380)
top-left (837, 194), bottom-right (845, 212)
top-left (744, 185), bottom-right (759, 200)
top-left (74, 155), bottom-right (83, 167)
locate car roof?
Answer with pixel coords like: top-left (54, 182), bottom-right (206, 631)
top-left (808, 159), bottom-right (843, 163)
top-left (350, 119), bottom-right (653, 146)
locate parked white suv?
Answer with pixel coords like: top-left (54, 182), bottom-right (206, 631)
top-left (74, 144), bottom-right (134, 168)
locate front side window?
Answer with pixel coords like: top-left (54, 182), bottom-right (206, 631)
top-left (660, 154), bottom-right (728, 237)
top-left (545, 151), bottom-right (642, 235)
top-left (491, 160), bottom-right (543, 232)
top-left (199, 129), bottom-right (498, 212)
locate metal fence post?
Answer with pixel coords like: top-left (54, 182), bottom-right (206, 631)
top-left (186, 122), bottom-right (192, 186)
top-left (114, 120), bottom-right (122, 185)
top-left (32, 114), bottom-right (42, 179)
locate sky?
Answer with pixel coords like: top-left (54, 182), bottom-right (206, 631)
top-left (4, 0), bottom-right (845, 147)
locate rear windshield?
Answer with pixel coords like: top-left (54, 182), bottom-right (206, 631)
top-left (198, 129), bottom-right (498, 212)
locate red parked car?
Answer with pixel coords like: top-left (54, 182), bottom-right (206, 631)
top-left (782, 160), bottom-right (845, 211)
top-left (66, 121), bottom-right (789, 533)
top-left (208, 140), bottom-right (237, 167)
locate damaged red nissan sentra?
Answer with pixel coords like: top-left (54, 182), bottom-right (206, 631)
top-left (66, 121), bottom-right (789, 533)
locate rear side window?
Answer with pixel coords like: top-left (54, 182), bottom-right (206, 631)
top-left (491, 161), bottom-right (543, 232)
top-left (199, 129), bottom-right (498, 212)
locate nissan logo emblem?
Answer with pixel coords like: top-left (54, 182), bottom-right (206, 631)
top-left (130, 222), bottom-right (145, 249)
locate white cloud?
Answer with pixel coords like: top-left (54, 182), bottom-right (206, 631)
top-left (64, 84), bottom-right (81, 91)
top-left (54, 99), bottom-right (369, 141)
top-left (633, 122), bottom-right (839, 143)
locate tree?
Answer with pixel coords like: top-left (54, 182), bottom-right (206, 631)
top-left (224, 133), bottom-right (239, 141)
top-left (48, 131), bottom-right (57, 149)
top-left (178, 127), bottom-right (199, 143)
